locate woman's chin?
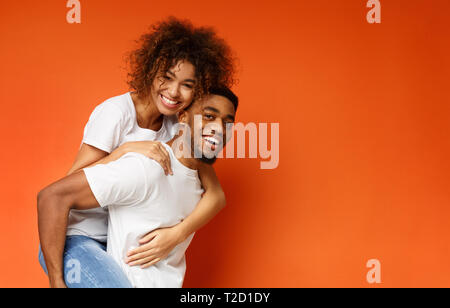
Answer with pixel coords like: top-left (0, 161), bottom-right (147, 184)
top-left (156, 102), bottom-right (182, 116)
top-left (155, 96), bottom-right (185, 115)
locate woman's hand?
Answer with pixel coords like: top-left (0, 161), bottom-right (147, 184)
top-left (120, 141), bottom-right (173, 175)
top-left (125, 225), bottom-right (186, 269)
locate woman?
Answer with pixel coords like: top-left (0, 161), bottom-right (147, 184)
top-left (38, 17), bottom-right (236, 288)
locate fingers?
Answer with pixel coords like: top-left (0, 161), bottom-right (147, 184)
top-left (139, 231), bottom-right (157, 245)
top-left (141, 258), bottom-right (162, 269)
top-left (129, 256), bottom-right (162, 269)
top-left (127, 232), bottom-right (159, 257)
top-left (153, 153), bottom-right (170, 176)
top-left (127, 253), bottom-right (161, 268)
top-left (157, 143), bottom-right (173, 175)
top-left (126, 249), bottom-right (155, 264)
top-left (127, 243), bottom-right (154, 257)
top-left (148, 142), bottom-right (173, 176)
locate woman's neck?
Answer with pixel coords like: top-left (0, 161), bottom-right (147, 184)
top-left (131, 92), bottom-right (164, 131)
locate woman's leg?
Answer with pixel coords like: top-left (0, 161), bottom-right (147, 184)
top-left (38, 235), bottom-right (132, 288)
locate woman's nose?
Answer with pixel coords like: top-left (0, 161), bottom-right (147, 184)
top-left (168, 84), bottom-right (180, 98)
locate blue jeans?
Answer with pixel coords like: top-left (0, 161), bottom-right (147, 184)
top-left (38, 235), bottom-right (132, 288)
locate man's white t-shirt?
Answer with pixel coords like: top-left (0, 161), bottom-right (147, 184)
top-left (66, 93), bottom-right (178, 242)
top-left (83, 144), bottom-right (204, 288)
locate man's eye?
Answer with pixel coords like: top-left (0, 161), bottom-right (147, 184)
top-left (204, 114), bottom-right (214, 120)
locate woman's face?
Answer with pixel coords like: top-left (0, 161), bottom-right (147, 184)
top-left (150, 60), bottom-right (197, 115)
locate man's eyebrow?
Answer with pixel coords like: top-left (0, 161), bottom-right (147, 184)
top-left (167, 70), bottom-right (196, 83)
top-left (203, 106), bottom-right (220, 113)
top-left (203, 106), bottom-right (236, 122)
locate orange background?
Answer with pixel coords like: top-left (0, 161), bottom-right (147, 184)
top-left (0, 0), bottom-right (449, 288)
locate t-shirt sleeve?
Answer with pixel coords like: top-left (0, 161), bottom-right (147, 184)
top-left (83, 153), bottom-right (151, 208)
top-left (82, 102), bottom-right (124, 153)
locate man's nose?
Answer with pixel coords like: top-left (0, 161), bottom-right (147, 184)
top-left (210, 120), bottom-right (224, 135)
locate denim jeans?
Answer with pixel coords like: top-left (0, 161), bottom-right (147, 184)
top-left (38, 235), bottom-right (133, 288)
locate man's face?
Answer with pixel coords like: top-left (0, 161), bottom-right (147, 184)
top-left (180, 94), bottom-right (236, 164)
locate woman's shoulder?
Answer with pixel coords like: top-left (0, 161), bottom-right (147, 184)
top-left (89, 92), bottom-right (135, 123)
top-left (94, 92), bottom-right (133, 114)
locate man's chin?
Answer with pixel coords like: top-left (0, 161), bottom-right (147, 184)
top-left (194, 149), bottom-right (218, 165)
top-left (196, 156), bottom-right (217, 165)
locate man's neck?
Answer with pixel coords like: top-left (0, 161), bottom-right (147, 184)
top-left (166, 136), bottom-right (200, 171)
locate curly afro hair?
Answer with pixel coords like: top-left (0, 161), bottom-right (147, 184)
top-left (127, 17), bottom-right (236, 101)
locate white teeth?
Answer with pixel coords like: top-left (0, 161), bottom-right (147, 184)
top-left (204, 136), bottom-right (220, 146)
top-left (161, 95), bottom-right (178, 105)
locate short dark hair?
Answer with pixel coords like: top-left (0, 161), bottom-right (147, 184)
top-left (209, 86), bottom-right (239, 111)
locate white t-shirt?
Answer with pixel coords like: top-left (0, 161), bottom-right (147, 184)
top-left (67, 92), bottom-right (178, 242)
top-left (83, 145), bottom-right (204, 288)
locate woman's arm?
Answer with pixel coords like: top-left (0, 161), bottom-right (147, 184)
top-left (67, 144), bottom-right (109, 175)
top-left (67, 142), bottom-right (173, 176)
top-left (125, 163), bottom-right (226, 269)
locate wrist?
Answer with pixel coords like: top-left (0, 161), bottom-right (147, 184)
top-left (49, 273), bottom-right (65, 286)
top-left (50, 279), bottom-right (67, 288)
top-left (49, 269), bottom-right (64, 280)
top-left (174, 222), bottom-right (190, 243)
top-left (119, 143), bottom-right (131, 155)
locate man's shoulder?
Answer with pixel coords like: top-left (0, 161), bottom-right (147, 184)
top-left (119, 152), bottom-right (166, 181)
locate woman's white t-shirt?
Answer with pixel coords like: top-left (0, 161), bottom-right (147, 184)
top-left (66, 92), bottom-right (178, 242)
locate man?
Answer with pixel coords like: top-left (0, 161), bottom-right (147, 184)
top-left (37, 87), bottom-right (238, 288)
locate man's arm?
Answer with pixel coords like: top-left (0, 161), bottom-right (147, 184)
top-left (38, 154), bottom-right (149, 288)
top-left (37, 171), bottom-right (100, 288)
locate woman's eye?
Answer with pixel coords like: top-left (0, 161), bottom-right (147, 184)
top-left (164, 76), bottom-right (171, 81)
top-left (204, 114), bottom-right (214, 120)
top-left (183, 84), bottom-right (193, 89)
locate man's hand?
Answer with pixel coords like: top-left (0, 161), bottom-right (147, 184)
top-left (125, 225), bottom-right (186, 269)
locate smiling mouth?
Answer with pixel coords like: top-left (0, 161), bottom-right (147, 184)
top-left (203, 135), bottom-right (222, 151)
top-left (160, 94), bottom-right (180, 108)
